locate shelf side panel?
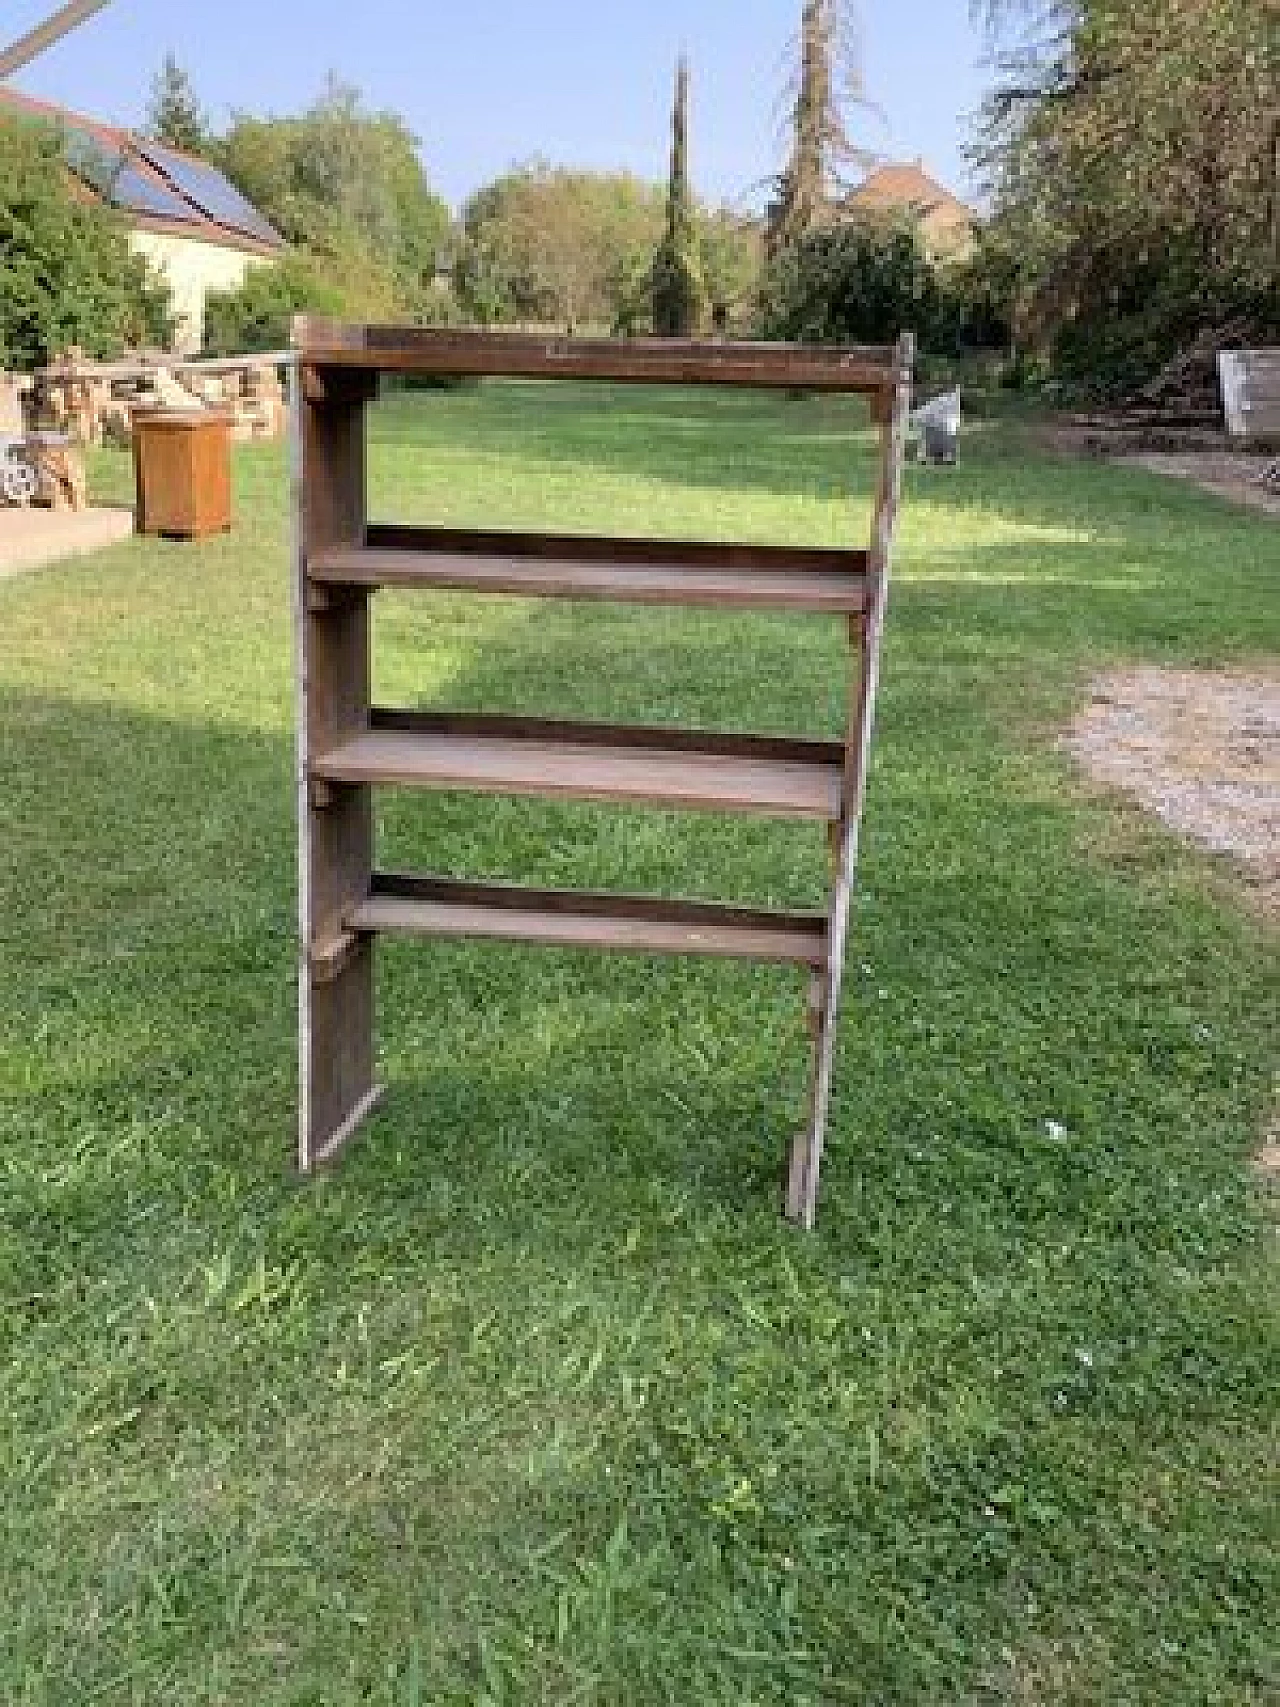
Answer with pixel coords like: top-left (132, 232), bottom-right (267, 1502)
top-left (295, 365), bottom-right (379, 1170)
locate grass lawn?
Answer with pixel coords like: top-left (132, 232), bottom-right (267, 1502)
top-left (1, 382), bottom-right (1276, 1705)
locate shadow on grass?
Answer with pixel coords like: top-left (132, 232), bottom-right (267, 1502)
top-left (368, 385), bottom-right (1280, 605)
top-left (1, 551), bottom-right (1276, 1701)
top-left (368, 383), bottom-right (885, 523)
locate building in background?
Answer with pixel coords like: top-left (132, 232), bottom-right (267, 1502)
top-left (844, 160), bottom-right (978, 260)
top-left (0, 87), bottom-right (283, 352)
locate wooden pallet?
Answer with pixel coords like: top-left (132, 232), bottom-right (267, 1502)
top-left (292, 319), bottom-right (914, 1228)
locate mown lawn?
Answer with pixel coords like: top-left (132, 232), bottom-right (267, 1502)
top-left (1, 382), bottom-right (1276, 1705)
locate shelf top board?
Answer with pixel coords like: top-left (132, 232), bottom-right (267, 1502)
top-left (292, 317), bottom-right (914, 394)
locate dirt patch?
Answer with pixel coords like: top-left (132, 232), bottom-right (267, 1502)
top-left (1256, 1116), bottom-right (1280, 1182)
top-left (1066, 668), bottom-right (1280, 916)
top-left (1035, 418), bottom-right (1280, 517)
top-left (0, 505), bottom-right (134, 578)
top-left (1119, 452), bottom-right (1280, 518)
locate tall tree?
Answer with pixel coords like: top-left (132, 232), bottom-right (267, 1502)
top-left (973, 0), bottom-right (1278, 385)
top-left (651, 55), bottom-right (704, 337)
top-left (146, 55), bottom-right (208, 155)
top-left (767, 0), bottom-right (874, 253)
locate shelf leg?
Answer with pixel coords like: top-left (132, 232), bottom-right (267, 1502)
top-left (292, 351), bottom-right (381, 1172)
top-left (301, 938), bottom-right (381, 1170)
top-left (784, 338), bottom-right (912, 1229)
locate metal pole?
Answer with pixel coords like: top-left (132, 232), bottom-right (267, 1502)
top-left (0, 0), bottom-right (114, 79)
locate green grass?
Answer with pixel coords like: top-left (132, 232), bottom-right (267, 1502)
top-left (1, 382), bottom-right (1277, 1705)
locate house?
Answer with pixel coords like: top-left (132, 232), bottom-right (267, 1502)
top-left (843, 159), bottom-right (978, 260)
top-left (0, 87), bottom-right (284, 353)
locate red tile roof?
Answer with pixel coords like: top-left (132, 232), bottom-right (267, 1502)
top-left (0, 85), bottom-right (284, 255)
top-left (845, 160), bottom-right (977, 246)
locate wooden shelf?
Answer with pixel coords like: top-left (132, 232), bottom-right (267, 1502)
top-left (310, 527), bottom-right (869, 614)
top-left (294, 318), bottom-right (906, 394)
top-left (351, 874), bottom-right (828, 965)
top-left (312, 712), bottom-right (845, 820)
top-left (293, 316), bottom-right (915, 1226)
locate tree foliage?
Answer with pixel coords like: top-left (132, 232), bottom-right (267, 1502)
top-left (699, 209), bottom-right (763, 331)
top-left (974, 0), bottom-right (1278, 390)
top-left (146, 55), bottom-right (209, 155)
top-left (757, 213), bottom-right (1007, 354)
top-left (0, 115), bottom-right (171, 370)
top-left (759, 216), bottom-right (937, 345)
top-left (457, 161), bottom-right (761, 335)
top-left (213, 78), bottom-right (452, 321)
top-left (457, 163), bottom-right (667, 330)
top-left (651, 56), bottom-right (705, 337)
top-left (202, 252), bottom-right (344, 356)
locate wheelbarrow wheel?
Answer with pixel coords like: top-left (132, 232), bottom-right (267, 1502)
top-left (1, 457), bottom-right (39, 506)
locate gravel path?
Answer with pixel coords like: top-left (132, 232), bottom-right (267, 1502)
top-left (1066, 668), bottom-right (1280, 914)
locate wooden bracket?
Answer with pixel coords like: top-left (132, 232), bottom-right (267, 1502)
top-left (309, 928), bottom-right (363, 986)
top-left (301, 364), bottom-right (380, 407)
top-left (806, 972), bottom-right (827, 1038)
top-left (305, 580), bottom-right (336, 614)
top-left (305, 579), bottom-right (364, 615)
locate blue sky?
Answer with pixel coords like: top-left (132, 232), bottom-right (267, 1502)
top-left (6, 0), bottom-right (995, 211)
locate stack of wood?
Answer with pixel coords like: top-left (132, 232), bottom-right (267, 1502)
top-left (29, 437), bottom-right (87, 511)
top-left (1063, 321), bottom-right (1264, 454)
top-left (236, 365), bottom-right (286, 442)
top-left (1132, 320), bottom-right (1255, 415)
top-left (0, 371), bottom-right (30, 436)
top-left (33, 352), bottom-right (291, 447)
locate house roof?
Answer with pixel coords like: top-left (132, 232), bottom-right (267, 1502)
top-left (0, 85), bottom-right (284, 256)
top-left (845, 160), bottom-right (977, 234)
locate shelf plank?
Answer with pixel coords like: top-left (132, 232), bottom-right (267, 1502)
top-left (351, 874), bottom-right (828, 965)
top-left (311, 528), bottom-right (869, 614)
top-left (312, 712), bottom-right (845, 820)
top-left (293, 319), bottom-right (905, 393)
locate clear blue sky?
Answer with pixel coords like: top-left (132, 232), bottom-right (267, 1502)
top-left (7, 0), bottom-right (995, 211)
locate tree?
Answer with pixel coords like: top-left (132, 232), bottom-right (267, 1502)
top-left (972, 0), bottom-right (1278, 390)
top-left (458, 164), bottom-right (666, 330)
top-left (651, 56), bottom-right (704, 337)
top-left (216, 81), bottom-right (452, 319)
top-left (0, 114), bottom-right (171, 369)
top-left (767, 0), bottom-right (876, 253)
top-left (147, 55), bottom-right (208, 155)
top-left (698, 207), bottom-right (763, 331)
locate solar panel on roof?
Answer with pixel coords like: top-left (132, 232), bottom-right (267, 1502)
top-left (64, 124), bottom-right (199, 225)
top-left (110, 163), bottom-right (199, 224)
top-left (138, 140), bottom-right (281, 246)
top-left (64, 125), bottom-right (124, 193)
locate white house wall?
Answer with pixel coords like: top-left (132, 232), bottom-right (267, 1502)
top-left (128, 230), bottom-right (274, 355)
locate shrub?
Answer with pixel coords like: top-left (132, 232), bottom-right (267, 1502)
top-left (757, 217), bottom-right (1008, 357)
top-left (0, 114), bottom-right (171, 369)
top-left (203, 252), bottom-right (345, 355)
top-left (758, 219), bottom-right (939, 346)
